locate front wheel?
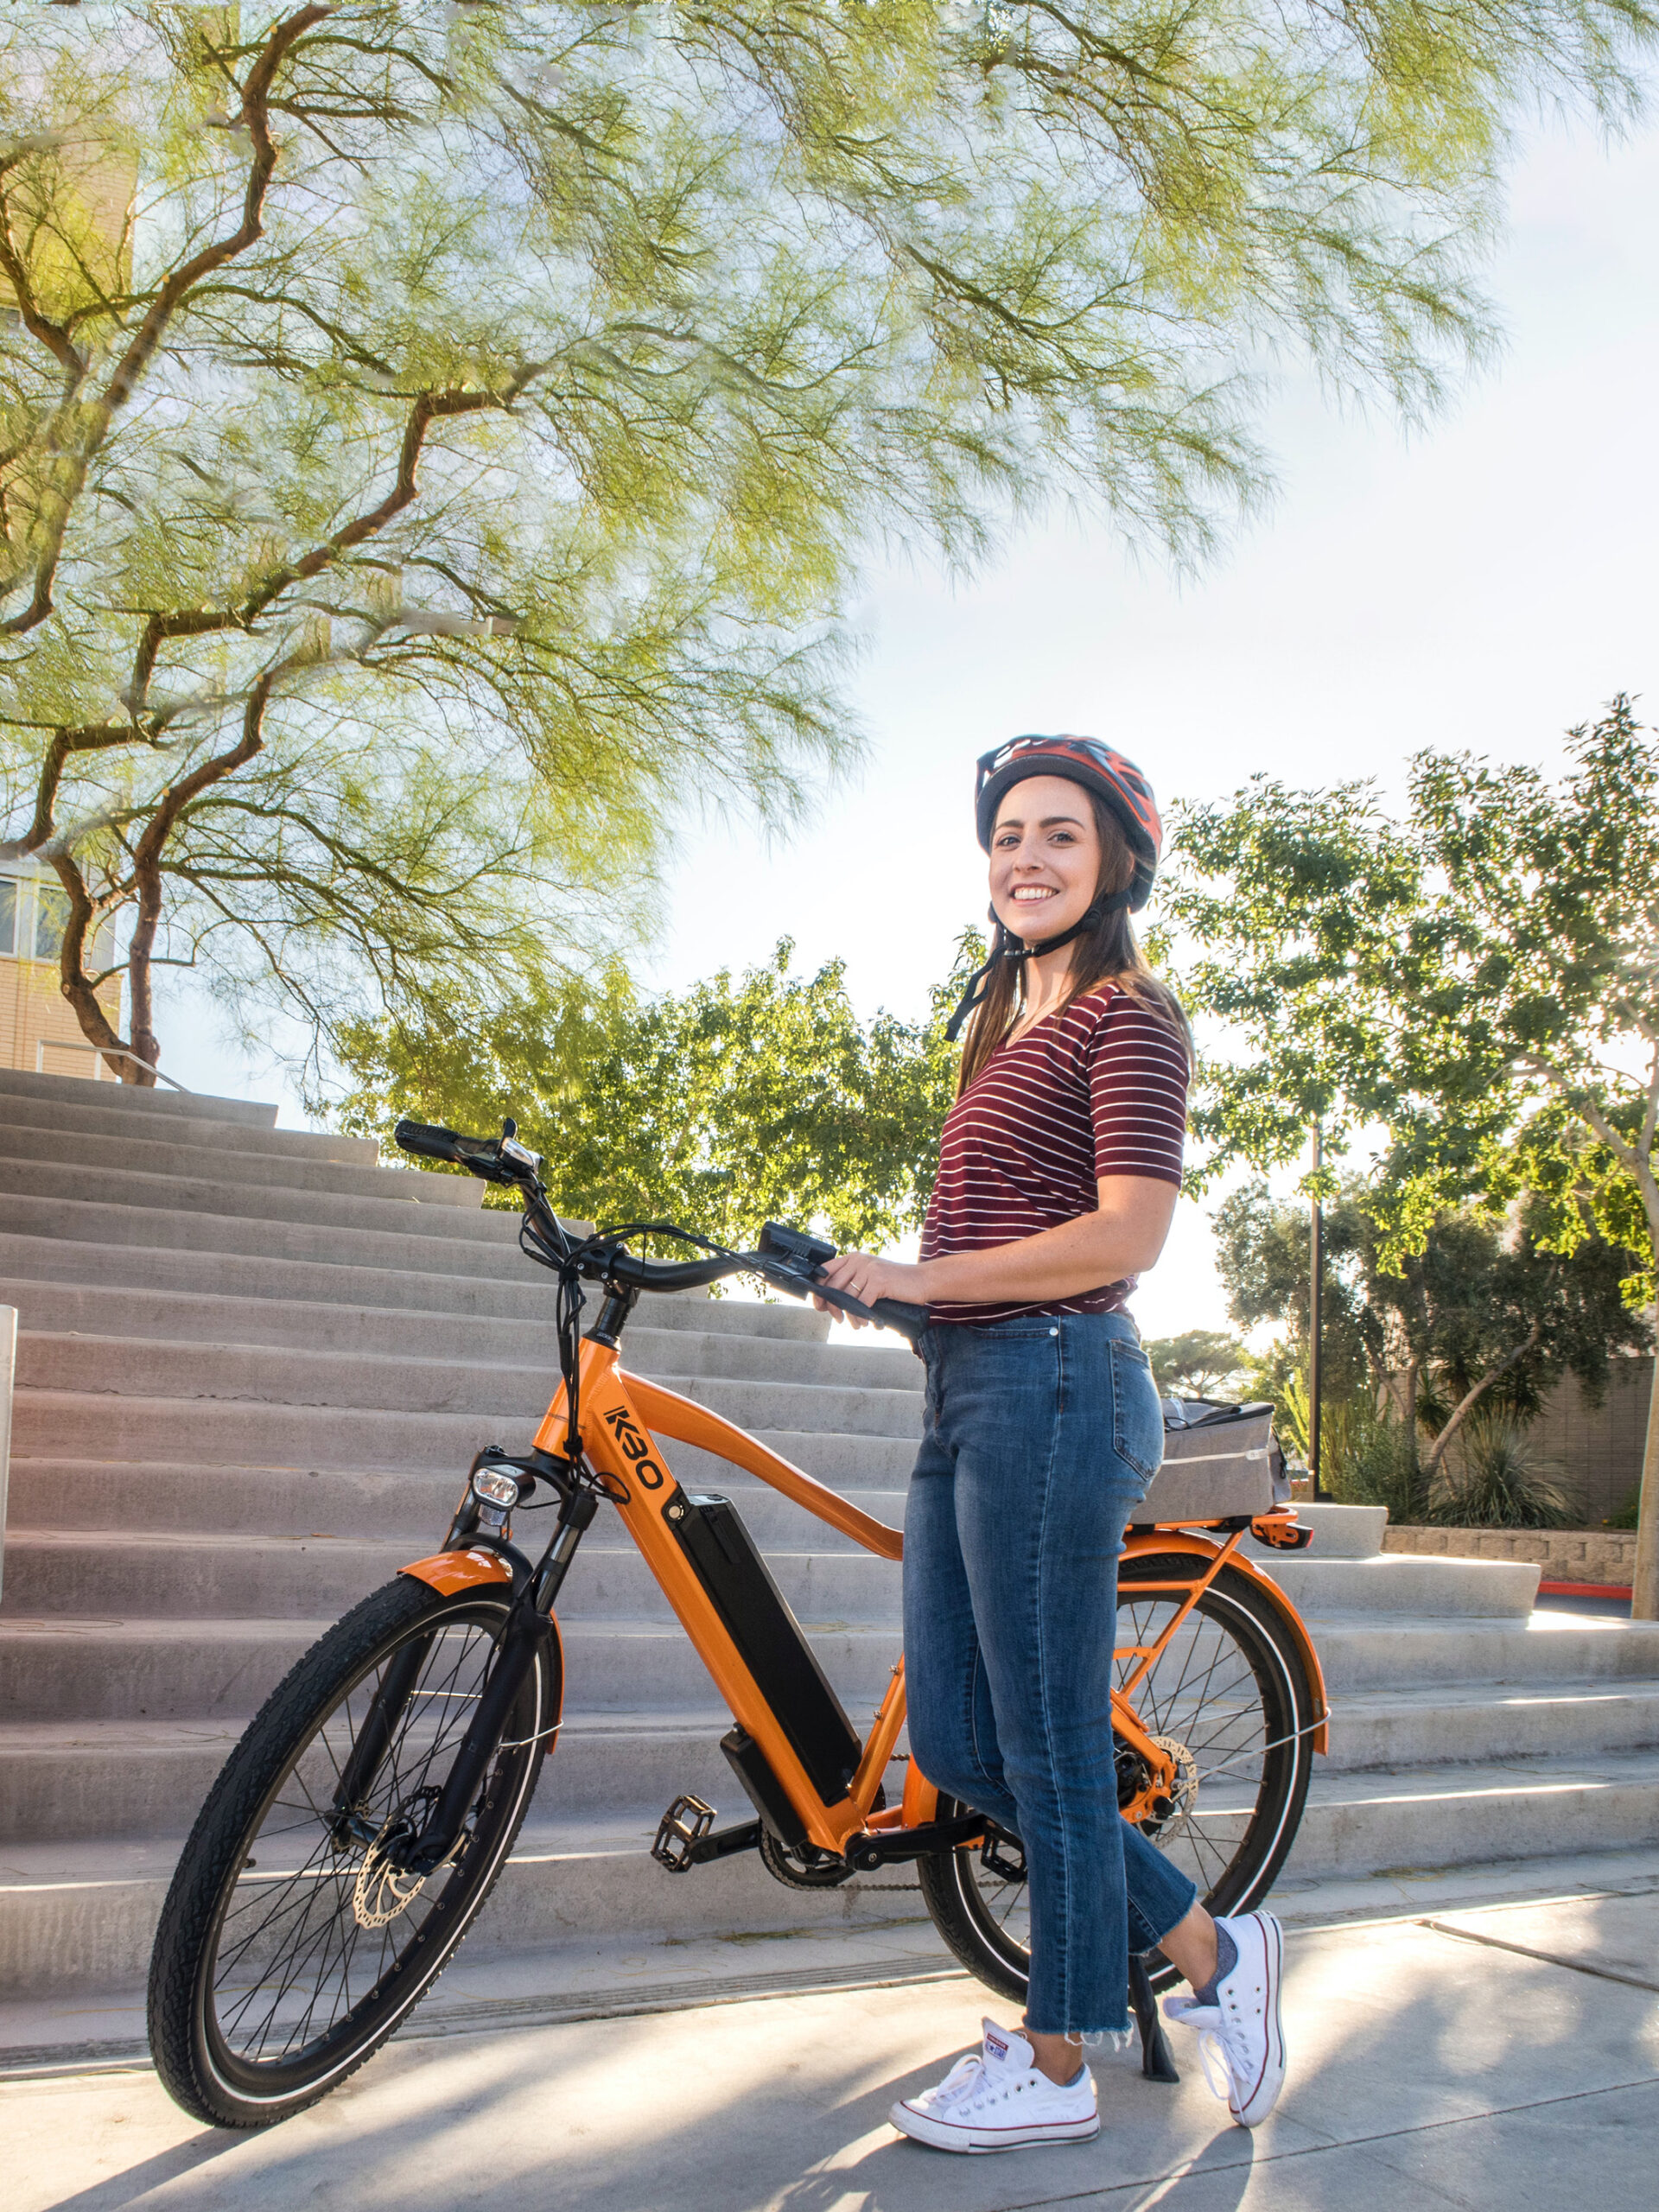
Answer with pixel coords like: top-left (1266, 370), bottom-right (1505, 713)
top-left (918, 1558), bottom-right (1315, 2005)
top-left (148, 1575), bottom-right (557, 2127)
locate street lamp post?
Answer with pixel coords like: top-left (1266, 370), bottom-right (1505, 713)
top-left (1309, 1119), bottom-right (1325, 1503)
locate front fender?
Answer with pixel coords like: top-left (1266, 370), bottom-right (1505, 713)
top-left (399, 1546), bottom-right (515, 1596)
top-left (1121, 1530), bottom-right (1330, 1754)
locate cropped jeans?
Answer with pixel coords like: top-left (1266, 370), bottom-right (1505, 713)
top-left (904, 1310), bottom-right (1199, 2037)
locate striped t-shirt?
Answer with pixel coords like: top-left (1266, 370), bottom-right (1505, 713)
top-left (920, 985), bottom-right (1189, 1325)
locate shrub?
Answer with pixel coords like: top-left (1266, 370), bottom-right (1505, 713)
top-left (1428, 1414), bottom-right (1580, 1529)
top-left (1605, 1485), bottom-right (1641, 1531)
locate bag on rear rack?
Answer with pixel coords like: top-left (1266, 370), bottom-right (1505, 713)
top-left (1135, 1399), bottom-right (1287, 1523)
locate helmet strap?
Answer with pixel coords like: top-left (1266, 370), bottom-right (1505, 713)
top-left (943, 887), bottom-right (1133, 1044)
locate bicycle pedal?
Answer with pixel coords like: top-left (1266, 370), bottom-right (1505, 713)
top-left (652, 1793), bottom-right (716, 1873)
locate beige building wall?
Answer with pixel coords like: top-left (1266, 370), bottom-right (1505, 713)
top-left (0, 868), bottom-right (124, 1082)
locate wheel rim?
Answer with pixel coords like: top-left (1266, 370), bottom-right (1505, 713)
top-left (198, 1599), bottom-right (543, 2096)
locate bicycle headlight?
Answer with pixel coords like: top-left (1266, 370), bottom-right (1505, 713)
top-left (472, 1467), bottom-right (519, 1511)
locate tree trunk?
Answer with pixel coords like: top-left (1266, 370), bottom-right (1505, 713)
top-left (1635, 1350), bottom-right (1659, 1622)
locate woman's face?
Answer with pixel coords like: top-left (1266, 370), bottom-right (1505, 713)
top-left (988, 773), bottom-right (1101, 940)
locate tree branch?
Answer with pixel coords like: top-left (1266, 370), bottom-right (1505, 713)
top-left (1422, 1319), bottom-right (1544, 1478)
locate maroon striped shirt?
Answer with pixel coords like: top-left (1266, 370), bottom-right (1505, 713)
top-left (921, 985), bottom-right (1189, 1325)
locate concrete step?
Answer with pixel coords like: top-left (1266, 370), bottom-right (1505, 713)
top-left (0, 1530), bottom-right (906, 1626)
top-left (1, 1458), bottom-right (907, 1544)
top-left (1254, 1551), bottom-right (1538, 1618)
top-left (9, 1677), bottom-right (1659, 1846)
top-left (0, 1615), bottom-right (906, 1724)
top-left (0, 1810), bottom-right (926, 1996)
top-left (10, 1389), bottom-right (921, 1482)
top-left (0, 1231), bottom-right (830, 1340)
top-left (0, 1197), bottom-right (832, 1316)
top-left (0, 1090), bottom-right (379, 1165)
top-left (0, 1526), bottom-right (1535, 1627)
top-left (0, 1117), bottom-right (481, 1207)
top-left (14, 1332), bottom-right (925, 1440)
top-left (0, 1066), bottom-right (276, 1128)
top-left (0, 1157), bottom-right (517, 1244)
top-left (0, 1282), bottom-right (919, 1389)
top-left (1306, 1610), bottom-right (1659, 1689)
top-left (1323, 1681), bottom-right (1659, 1771)
top-left (5, 1744), bottom-right (1658, 1994)
top-left (1281, 1746), bottom-right (1659, 1881)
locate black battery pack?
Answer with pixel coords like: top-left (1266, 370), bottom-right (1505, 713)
top-left (667, 1490), bottom-right (863, 1803)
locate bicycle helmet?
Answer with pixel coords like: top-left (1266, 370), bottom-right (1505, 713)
top-left (973, 734), bottom-right (1161, 911)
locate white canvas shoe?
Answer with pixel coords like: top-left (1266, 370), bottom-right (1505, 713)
top-left (1164, 1910), bottom-right (1287, 2128)
top-left (889, 2018), bottom-right (1099, 2153)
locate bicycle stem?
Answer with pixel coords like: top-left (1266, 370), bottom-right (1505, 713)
top-left (396, 1487), bottom-right (597, 1878)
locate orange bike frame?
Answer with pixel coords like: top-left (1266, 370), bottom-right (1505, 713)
top-left (403, 1336), bottom-right (1326, 1853)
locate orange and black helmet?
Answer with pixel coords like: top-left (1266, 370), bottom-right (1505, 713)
top-left (973, 734), bottom-right (1162, 910)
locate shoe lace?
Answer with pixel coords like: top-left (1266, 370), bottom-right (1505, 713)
top-left (1192, 2025), bottom-right (1234, 2104)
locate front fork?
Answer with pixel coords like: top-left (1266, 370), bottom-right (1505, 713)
top-left (331, 1484), bottom-right (597, 1875)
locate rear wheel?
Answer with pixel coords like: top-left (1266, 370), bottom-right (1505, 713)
top-left (148, 1576), bottom-right (556, 2127)
top-left (918, 1558), bottom-right (1315, 2003)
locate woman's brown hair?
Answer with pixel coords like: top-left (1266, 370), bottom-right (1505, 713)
top-left (957, 791), bottom-right (1194, 1095)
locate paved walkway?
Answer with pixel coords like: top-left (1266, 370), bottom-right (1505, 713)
top-left (3, 1887), bottom-right (1656, 2211)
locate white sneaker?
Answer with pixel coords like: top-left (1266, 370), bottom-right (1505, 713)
top-left (1163, 1910), bottom-right (1286, 2128)
top-left (888, 2018), bottom-right (1099, 2153)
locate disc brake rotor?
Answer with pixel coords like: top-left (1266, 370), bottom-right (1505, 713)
top-left (1141, 1732), bottom-right (1199, 1842)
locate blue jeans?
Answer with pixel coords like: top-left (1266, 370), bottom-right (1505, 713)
top-left (904, 1311), bottom-right (1199, 2037)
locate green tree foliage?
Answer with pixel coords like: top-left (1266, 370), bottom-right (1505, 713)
top-left (1213, 1180), bottom-right (1646, 1480)
top-left (4, 6), bottom-right (1654, 1083)
top-left (1143, 1329), bottom-right (1249, 1399)
top-left (1170, 711), bottom-right (1659, 1575)
top-left (333, 938), bottom-right (968, 1250)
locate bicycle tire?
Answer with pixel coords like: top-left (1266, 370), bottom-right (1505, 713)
top-left (918, 1557), bottom-right (1314, 2005)
top-left (148, 1574), bottom-right (557, 2127)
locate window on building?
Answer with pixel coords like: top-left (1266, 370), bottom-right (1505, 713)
top-left (0, 879), bottom-right (16, 957)
top-left (34, 884), bottom-right (68, 962)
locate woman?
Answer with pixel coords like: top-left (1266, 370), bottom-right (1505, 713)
top-left (817, 735), bottom-right (1285, 2155)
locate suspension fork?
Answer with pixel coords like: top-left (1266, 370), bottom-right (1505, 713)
top-left (389, 1487), bottom-right (598, 1877)
top-left (330, 1631), bottom-right (437, 1834)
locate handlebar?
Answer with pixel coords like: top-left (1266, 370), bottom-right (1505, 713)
top-left (392, 1119), bottom-right (930, 1345)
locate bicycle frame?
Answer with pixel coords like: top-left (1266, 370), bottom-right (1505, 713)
top-left (401, 1332), bottom-right (1328, 1862)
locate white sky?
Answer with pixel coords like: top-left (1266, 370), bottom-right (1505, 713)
top-left (158, 110), bottom-right (1659, 1344)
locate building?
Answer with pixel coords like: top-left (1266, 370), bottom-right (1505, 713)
top-left (0, 861), bottom-right (123, 1082)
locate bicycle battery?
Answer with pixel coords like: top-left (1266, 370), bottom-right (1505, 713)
top-left (666, 1491), bottom-right (863, 1803)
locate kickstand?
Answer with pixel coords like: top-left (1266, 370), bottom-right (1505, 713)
top-left (1128, 1953), bottom-right (1179, 2083)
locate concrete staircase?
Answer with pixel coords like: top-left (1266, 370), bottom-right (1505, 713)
top-left (3, 1066), bottom-right (1658, 2005)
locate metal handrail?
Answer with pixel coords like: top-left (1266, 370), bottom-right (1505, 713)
top-left (35, 1038), bottom-right (192, 1092)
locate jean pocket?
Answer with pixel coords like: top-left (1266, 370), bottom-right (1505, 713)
top-left (1110, 1338), bottom-right (1164, 1484)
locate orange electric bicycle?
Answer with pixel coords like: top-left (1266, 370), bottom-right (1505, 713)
top-left (148, 1118), bottom-right (1327, 2128)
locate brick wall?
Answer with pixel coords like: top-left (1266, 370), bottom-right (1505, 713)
top-left (1382, 1524), bottom-right (1637, 1585)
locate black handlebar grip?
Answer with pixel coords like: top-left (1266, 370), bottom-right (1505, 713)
top-left (393, 1118), bottom-right (464, 1162)
top-left (871, 1297), bottom-right (930, 1340)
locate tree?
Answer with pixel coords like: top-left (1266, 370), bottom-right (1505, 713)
top-left (4, 5), bottom-right (1653, 1083)
top-left (332, 937), bottom-right (969, 1251)
top-left (1143, 1330), bottom-right (1249, 1400)
top-left (1165, 702), bottom-right (1659, 1611)
top-left (1214, 1180), bottom-right (1648, 1481)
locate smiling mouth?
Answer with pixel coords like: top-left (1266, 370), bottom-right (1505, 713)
top-left (1011, 886), bottom-right (1058, 902)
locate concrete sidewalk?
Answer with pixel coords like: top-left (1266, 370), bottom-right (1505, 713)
top-left (3, 1887), bottom-right (1656, 2212)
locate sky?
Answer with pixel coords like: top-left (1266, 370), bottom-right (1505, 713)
top-left (155, 109), bottom-right (1659, 1344)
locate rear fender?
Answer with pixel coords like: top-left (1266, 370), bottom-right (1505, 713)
top-left (1121, 1529), bottom-right (1329, 1754)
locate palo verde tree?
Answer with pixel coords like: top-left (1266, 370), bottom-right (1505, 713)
top-left (1164, 701), bottom-right (1659, 1615)
top-left (3, 4), bottom-right (1655, 1084)
top-left (332, 936), bottom-right (969, 1251)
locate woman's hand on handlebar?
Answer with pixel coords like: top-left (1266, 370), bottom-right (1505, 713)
top-left (813, 1250), bottom-right (930, 1326)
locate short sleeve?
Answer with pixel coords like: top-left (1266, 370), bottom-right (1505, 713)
top-left (1086, 995), bottom-right (1189, 1185)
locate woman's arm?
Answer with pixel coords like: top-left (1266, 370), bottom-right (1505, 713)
top-left (816, 1175), bottom-right (1178, 1323)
